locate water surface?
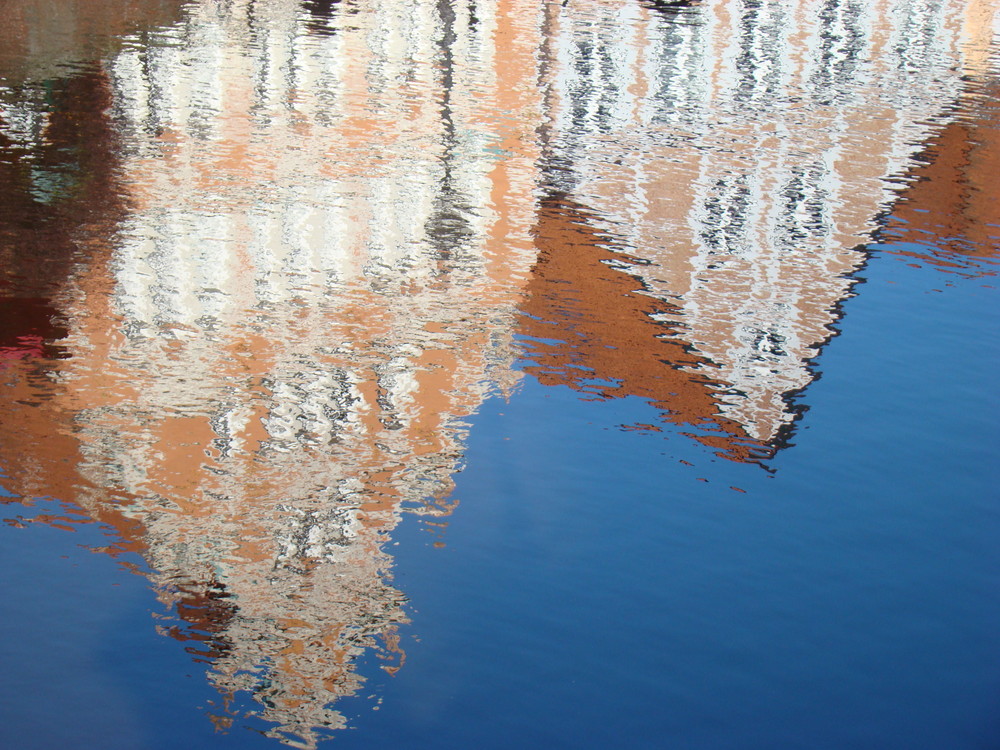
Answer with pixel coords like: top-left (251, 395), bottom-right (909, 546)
top-left (0, 0), bottom-right (998, 748)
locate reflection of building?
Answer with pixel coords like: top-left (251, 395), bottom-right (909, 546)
top-left (881, 75), bottom-right (1000, 271)
top-left (1, 0), bottom-right (997, 744)
top-left (536, 0), bottom-right (998, 444)
top-left (0, 0), bottom-right (546, 746)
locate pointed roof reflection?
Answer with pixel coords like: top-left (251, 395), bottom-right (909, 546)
top-left (521, 194), bottom-right (772, 463)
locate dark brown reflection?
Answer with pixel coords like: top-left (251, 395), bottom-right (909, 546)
top-left (0, 69), bottom-right (126, 299)
top-left (521, 195), bottom-right (771, 462)
top-left (882, 76), bottom-right (1000, 273)
top-left (164, 578), bottom-right (238, 665)
top-left (0, 0), bottom-right (185, 82)
top-left (0, 298), bottom-right (67, 363)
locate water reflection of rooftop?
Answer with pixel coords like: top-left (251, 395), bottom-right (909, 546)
top-left (520, 194), bottom-right (771, 462)
top-left (538, 0), bottom-right (998, 444)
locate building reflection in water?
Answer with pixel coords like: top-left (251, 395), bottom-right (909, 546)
top-left (531, 0), bottom-right (998, 448)
top-left (1, 0), bottom-right (541, 745)
top-left (881, 74), bottom-right (1000, 273)
top-left (0, 0), bottom-right (996, 745)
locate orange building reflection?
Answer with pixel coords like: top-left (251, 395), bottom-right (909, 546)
top-left (527, 0), bottom-right (998, 446)
top-left (0, 0), bottom-right (544, 745)
top-left (882, 76), bottom-right (1000, 272)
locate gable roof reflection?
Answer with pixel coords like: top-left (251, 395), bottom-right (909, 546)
top-left (535, 0), bottom-right (996, 451)
top-left (520, 194), bottom-right (773, 463)
top-left (0, 1), bottom-right (544, 744)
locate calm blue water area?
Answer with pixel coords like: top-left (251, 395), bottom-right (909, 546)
top-left (1, 240), bottom-right (997, 749)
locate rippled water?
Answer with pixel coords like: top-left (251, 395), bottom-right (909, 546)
top-left (1, 1), bottom-right (998, 748)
